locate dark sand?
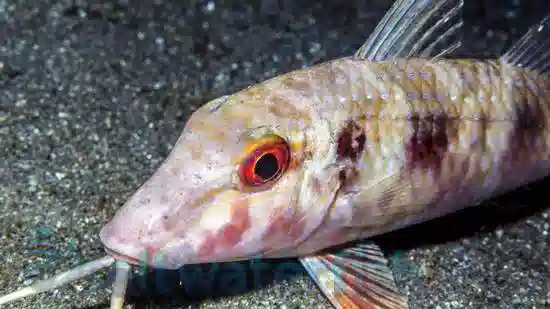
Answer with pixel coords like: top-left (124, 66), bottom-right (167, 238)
top-left (1, 0), bottom-right (549, 308)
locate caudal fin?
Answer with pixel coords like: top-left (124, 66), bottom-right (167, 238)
top-left (500, 14), bottom-right (550, 74)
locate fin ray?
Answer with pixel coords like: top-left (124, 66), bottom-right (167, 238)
top-left (501, 15), bottom-right (550, 74)
top-left (300, 243), bottom-right (408, 309)
top-left (405, 1), bottom-right (463, 57)
top-left (418, 21), bottom-right (463, 58)
top-left (354, 0), bottom-right (464, 61)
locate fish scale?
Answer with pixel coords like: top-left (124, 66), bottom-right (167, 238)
top-left (330, 58), bottom-right (550, 234)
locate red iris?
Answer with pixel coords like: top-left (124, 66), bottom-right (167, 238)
top-left (239, 136), bottom-right (290, 188)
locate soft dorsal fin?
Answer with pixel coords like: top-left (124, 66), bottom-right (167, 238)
top-left (354, 0), bottom-right (464, 61)
top-left (500, 14), bottom-right (550, 74)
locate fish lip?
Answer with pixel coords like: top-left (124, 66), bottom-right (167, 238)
top-left (103, 246), bottom-right (143, 267)
top-left (103, 241), bottom-right (184, 269)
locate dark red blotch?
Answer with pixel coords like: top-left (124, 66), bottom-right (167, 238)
top-left (405, 114), bottom-right (451, 171)
top-left (336, 120), bottom-right (367, 162)
top-left (506, 98), bottom-right (546, 163)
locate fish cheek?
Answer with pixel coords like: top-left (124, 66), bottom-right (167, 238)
top-left (196, 198), bottom-right (252, 260)
top-left (261, 166), bottom-right (340, 256)
top-left (260, 209), bottom-right (307, 254)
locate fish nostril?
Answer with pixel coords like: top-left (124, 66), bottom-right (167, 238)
top-left (137, 227), bottom-right (145, 238)
top-left (138, 197), bottom-right (151, 205)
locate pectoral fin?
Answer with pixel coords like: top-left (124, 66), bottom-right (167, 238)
top-left (299, 243), bottom-right (408, 309)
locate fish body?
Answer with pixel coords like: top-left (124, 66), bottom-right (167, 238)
top-left (100, 56), bottom-right (550, 266)
top-left (1, 0), bottom-right (549, 308)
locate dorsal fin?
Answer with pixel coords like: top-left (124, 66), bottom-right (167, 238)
top-left (500, 14), bottom-right (550, 75)
top-left (354, 0), bottom-right (464, 61)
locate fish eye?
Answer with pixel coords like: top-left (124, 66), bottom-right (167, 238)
top-left (238, 135), bottom-right (290, 188)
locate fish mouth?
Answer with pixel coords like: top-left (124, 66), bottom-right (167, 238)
top-left (103, 243), bottom-right (181, 269)
top-left (103, 246), bottom-right (143, 266)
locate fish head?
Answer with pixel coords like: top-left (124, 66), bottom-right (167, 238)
top-left (99, 81), bottom-right (346, 269)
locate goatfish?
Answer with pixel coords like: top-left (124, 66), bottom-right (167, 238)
top-left (1, 0), bottom-right (550, 308)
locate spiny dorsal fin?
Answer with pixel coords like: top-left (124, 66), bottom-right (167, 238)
top-left (500, 14), bottom-right (550, 75)
top-left (300, 243), bottom-right (408, 309)
top-left (354, 0), bottom-right (464, 62)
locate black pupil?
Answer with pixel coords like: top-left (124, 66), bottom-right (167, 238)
top-left (254, 153), bottom-right (279, 180)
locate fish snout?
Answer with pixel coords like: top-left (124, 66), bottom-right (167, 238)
top-left (98, 187), bottom-right (194, 269)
